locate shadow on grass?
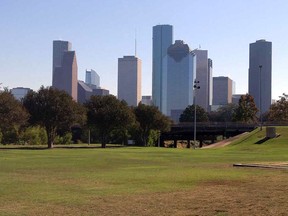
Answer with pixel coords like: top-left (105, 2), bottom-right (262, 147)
top-left (255, 137), bottom-right (270, 144)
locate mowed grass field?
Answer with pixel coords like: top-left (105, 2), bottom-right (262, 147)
top-left (0, 127), bottom-right (288, 216)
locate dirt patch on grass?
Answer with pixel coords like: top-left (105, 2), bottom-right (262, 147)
top-left (5, 171), bottom-right (287, 216)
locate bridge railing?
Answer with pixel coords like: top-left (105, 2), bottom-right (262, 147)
top-left (172, 122), bottom-right (257, 129)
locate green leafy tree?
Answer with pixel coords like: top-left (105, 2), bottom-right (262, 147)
top-left (208, 103), bottom-right (238, 122)
top-left (23, 86), bottom-right (86, 148)
top-left (233, 94), bottom-right (258, 123)
top-left (268, 93), bottom-right (288, 121)
top-left (179, 105), bottom-right (209, 122)
top-left (132, 103), bottom-right (171, 146)
top-left (0, 90), bottom-right (29, 144)
top-left (85, 95), bottom-right (135, 148)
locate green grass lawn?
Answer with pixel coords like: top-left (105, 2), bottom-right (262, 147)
top-left (0, 127), bottom-right (287, 215)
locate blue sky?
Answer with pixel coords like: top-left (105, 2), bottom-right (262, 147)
top-left (1, 0), bottom-right (288, 99)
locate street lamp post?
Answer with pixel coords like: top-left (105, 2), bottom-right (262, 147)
top-left (193, 80), bottom-right (200, 148)
top-left (259, 65), bottom-right (262, 131)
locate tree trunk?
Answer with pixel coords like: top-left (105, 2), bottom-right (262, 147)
top-left (48, 141), bottom-right (54, 149)
top-left (46, 127), bottom-right (55, 149)
top-left (187, 139), bottom-right (191, 148)
top-left (101, 134), bottom-right (107, 148)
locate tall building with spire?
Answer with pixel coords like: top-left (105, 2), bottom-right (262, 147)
top-left (248, 39), bottom-right (272, 114)
top-left (152, 24), bottom-right (173, 110)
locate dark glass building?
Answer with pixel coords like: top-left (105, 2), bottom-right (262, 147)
top-left (248, 39), bottom-right (272, 114)
top-left (152, 24), bottom-right (173, 110)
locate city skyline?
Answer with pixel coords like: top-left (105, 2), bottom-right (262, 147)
top-left (1, 0), bottom-right (288, 100)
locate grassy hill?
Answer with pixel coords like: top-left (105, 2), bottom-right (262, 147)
top-left (0, 126), bottom-right (287, 215)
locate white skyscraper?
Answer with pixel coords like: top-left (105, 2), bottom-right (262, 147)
top-left (193, 49), bottom-right (212, 111)
top-left (118, 56), bottom-right (142, 106)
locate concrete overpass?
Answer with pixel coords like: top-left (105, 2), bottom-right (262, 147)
top-left (160, 122), bottom-right (257, 148)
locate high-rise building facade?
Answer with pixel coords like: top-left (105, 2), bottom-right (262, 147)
top-left (248, 39), bottom-right (272, 114)
top-left (208, 58), bottom-right (213, 109)
top-left (52, 40), bottom-right (72, 86)
top-left (78, 80), bottom-right (109, 104)
top-left (212, 76), bottom-right (233, 105)
top-left (162, 40), bottom-right (196, 121)
top-left (52, 40), bottom-right (78, 101)
top-left (152, 24), bottom-right (173, 109)
top-left (118, 56), bottom-right (142, 106)
top-left (141, 96), bottom-right (153, 106)
top-left (85, 69), bottom-right (100, 88)
top-left (11, 87), bottom-right (31, 100)
top-left (193, 49), bottom-right (212, 111)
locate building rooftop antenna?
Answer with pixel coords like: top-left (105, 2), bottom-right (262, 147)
top-left (135, 29), bottom-right (137, 57)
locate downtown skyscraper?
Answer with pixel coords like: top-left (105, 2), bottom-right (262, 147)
top-left (162, 40), bottom-right (196, 122)
top-left (52, 40), bottom-right (78, 101)
top-left (118, 56), bottom-right (142, 107)
top-left (248, 39), bottom-right (272, 114)
top-left (152, 24), bottom-right (173, 110)
top-left (52, 40), bottom-right (71, 85)
top-left (85, 69), bottom-right (100, 88)
top-left (193, 49), bottom-right (213, 111)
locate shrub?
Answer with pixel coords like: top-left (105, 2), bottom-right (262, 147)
top-left (147, 130), bottom-right (159, 147)
top-left (21, 126), bottom-right (47, 145)
top-left (54, 132), bottom-right (73, 144)
top-left (1, 127), bottom-right (19, 144)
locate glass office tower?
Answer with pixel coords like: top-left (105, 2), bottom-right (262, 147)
top-left (152, 24), bottom-right (173, 110)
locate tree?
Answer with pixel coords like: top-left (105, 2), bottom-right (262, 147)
top-left (132, 103), bottom-right (171, 146)
top-left (23, 87), bottom-right (86, 148)
top-left (85, 95), bottom-right (135, 148)
top-left (233, 94), bottom-right (258, 123)
top-left (267, 93), bottom-right (288, 121)
top-left (179, 105), bottom-right (209, 122)
top-left (208, 103), bottom-right (238, 122)
top-left (0, 90), bottom-right (29, 144)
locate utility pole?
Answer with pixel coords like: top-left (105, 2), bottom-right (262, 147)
top-left (193, 80), bottom-right (200, 148)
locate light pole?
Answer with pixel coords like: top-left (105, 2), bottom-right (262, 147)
top-left (259, 65), bottom-right (262, 131)
top-left (193, 80), bottom-right (200, 148)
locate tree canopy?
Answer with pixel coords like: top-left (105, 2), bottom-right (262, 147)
top-left (268, 93), bottom-right (288, 122)
top-left (233, 94), bottom-right (258, 123)
top-left (0, 90), bottom-right (29, 143)
top-left (85, 95), bottom-right (135, 148)
top-left (133, 103), bottom-right (171, 146)
top-left (23, 86), bottom-right (86, 148)
top-left (179, 105), bottom-right (208, 122)
top-left (208, 103), bottom-right (238, 122)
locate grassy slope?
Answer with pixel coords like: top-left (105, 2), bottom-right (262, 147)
top-left (0, 126), bottom-right (287, 215)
